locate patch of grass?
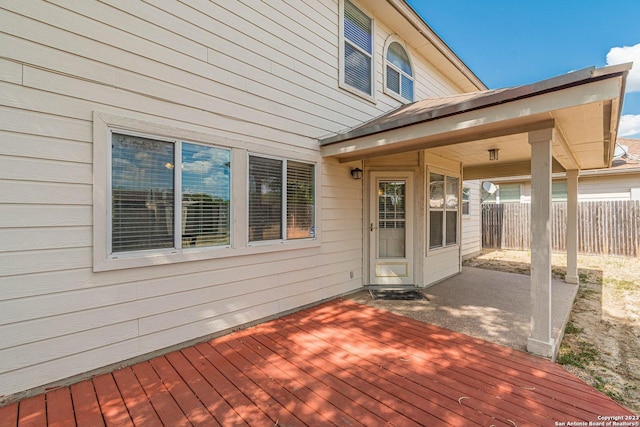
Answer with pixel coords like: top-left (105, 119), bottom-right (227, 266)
top-left (564, 321), bottom-right (583, 334)
top-left (593, 376), bottom-right (625, 402)
top-left (558, 341), bottom-right (597, 368)
top-left (603, 277), bottom-right (638, 291)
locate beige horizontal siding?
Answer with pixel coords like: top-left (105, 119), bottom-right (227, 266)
top-left (0, 0), bottom-right (464, 398)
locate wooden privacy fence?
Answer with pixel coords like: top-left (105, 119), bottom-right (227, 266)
top-left (482, 200), bottom-right (640, 257)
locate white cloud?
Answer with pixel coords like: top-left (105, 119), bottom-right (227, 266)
top-left (619, 114), bottom-right (640, 137)
top-left (606, 43), bottom-right (640, 92)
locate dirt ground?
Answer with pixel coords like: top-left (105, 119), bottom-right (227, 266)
top-left (464, 249), bottom-right (640, 414)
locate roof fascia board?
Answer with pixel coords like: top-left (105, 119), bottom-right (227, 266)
top-left (321, 77), bottom-right (621, 160)
top-left (387, 0), bottom-right (487, 91)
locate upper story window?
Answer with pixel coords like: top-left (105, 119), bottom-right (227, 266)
top-left (248, 155), bottom-right (315, 243)
top-left (110, 132), bottom-right (230, 254)
top-left (341, 0), bottom-right (374, 98)
top-left (385, 40), bottom-right (414, 102)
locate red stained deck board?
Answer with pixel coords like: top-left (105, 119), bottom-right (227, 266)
top-left (0, 403), bottom-right (18, 427)
top-left (18, 394), bottom-right (46, 427)
top-left (295, 303), bottom-right (566, 421)
top-left (196, 341), bottom-right (306, 426)
top-left (130, 362), bottom-right (190, 427)
top-left (276, 314), bottom-right (535, 425)
top-left (111, 366), bottom-right (162, 427)
top-left (148, 356), bottom-right (219, 426)
top-left (266, 312), bottom-right (508, 427)
top-left (69, 381), bottom-right (104, 427)
top-left (92, 374), bottom-right (133, 427)
top-left (164, 351), bottom-right (248, 426)
top-left (223, 332), bottom-right (375, 427)
top-left (325, 300), bottom-right (630, 416)
top-left (3, 298), bottom-right (635, 426)
top-left (45, 388), bottom-right (75, 427)
top-left (180, 346), bottom-right (273, 425)
top-left (218, 334), bottom-right (364, 427)
top-left (308, 299), bottom-right (633, 419)
top-left (246, 328), bottom-right (433, 426)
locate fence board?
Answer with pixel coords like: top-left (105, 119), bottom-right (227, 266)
top-left (481, 200), bottom-right (640, 257)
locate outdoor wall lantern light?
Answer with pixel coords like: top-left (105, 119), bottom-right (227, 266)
top-left (350, 168), bottom-right (363, 179)
top-left (488, 148), bottom-right (499, 161)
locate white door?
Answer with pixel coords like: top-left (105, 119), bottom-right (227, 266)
top-left (369, 172), bottom-right (413, 285)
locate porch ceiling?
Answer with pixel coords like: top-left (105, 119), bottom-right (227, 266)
top-left (321, 65), bottom-right (630, 179)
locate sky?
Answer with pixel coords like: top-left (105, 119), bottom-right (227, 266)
top-left (407, 0), bottom-right (640, 139)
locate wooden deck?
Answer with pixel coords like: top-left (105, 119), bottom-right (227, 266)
top-left (0, 299), bottom-right (633, 426)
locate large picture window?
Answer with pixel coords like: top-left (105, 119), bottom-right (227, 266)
top-left (342, 0), bottom-right (373, 97)
top-left (428, 173), bottom-right (459, 249)
top-left (249, 155), bottom-right (315, 243)
top-left (110, 132), bottom-right (230, 254)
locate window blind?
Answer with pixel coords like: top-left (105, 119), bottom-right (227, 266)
top-left (111, 133), bottom-right (175, 253)
top-left (286, 161), bottom-right (315, 239)
top-left (386, 67), bottom-right (400, 94)
top-left (249, 156), bottom-right (283, 242)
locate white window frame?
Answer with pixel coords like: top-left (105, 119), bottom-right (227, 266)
top-left (427, 168), bottom-right (461, 251)
top-left (247, 153), bottom-right (316, 246)
top-left (107, 130), bottom-right (232, 255)
top-left (93, 112), bottom-right (321, 272)
top-left (383, 36), bottom-right (415, 102)
top-left (339, 0), bottom-right (376, 102)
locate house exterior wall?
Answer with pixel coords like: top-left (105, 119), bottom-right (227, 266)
top-left (489, 172), bottom-right (640, 203)
top-left (461, 180), bottom-right (482, 259)
top-left (0, 0), bottom-right (466, 398)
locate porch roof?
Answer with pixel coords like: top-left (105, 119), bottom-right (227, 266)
top-left (321, 64), bottom-right (631, 179)
top-left (1, 299), bottom-right (632, 425)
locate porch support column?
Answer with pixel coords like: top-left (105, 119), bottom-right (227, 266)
top-left (565, 170), bottom-right (580, 284)
top-left (527, 128), bottom-right (555, 359)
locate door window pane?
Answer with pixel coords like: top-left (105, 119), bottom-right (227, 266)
top-left (378, 181), bottom-right (405, 258)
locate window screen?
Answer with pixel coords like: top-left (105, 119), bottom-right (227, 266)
top-left (249, 156), bottom-right (283, 242)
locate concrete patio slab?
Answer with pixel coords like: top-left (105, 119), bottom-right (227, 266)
top-left (350, 266), bottom-right (579, 356)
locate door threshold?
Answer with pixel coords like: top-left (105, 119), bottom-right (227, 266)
top-left (365, 284), bottom-right (419, 290)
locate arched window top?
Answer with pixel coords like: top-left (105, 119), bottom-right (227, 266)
top-left (387, 41), bottom-right (412, 75)
top-left (384, 38), bottom-right (414, 102)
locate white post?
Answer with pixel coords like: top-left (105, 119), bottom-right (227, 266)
top-left (527, 128), bottom-right (555, 359)
top-left (565, 170), bottom-right (580, 284)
